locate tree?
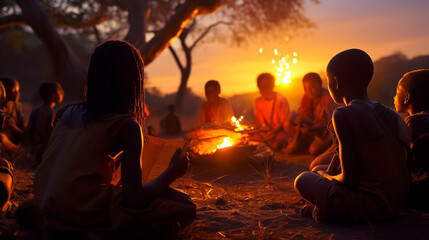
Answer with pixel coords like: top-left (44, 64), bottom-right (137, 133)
top-left (148, 0), bottom-right (317, 110)
top-left (0, 0), bottom-right (222, 100)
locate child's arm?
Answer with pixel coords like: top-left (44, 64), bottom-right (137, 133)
top-left (115, 119), bottom-right (188, 209)
top-left (329, 110), bottom-right (360, 187)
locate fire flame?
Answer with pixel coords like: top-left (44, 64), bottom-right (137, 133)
top-left (217, 137), bottom-right (233, 149)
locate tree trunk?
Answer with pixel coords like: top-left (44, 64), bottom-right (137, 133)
top-left (174, 37), bottom-right (192, 111)
top-left (120, 0), bottom-right (148, 48)
top-left (16, 0), bottom-right (87, 101)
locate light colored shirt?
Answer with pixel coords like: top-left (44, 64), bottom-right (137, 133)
top-left (195, 97), bottom-right (234, 127)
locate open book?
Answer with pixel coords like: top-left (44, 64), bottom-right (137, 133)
top-left (141, 136), bottom-right (187, 183)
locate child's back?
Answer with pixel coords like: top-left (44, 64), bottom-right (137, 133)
top-left (34, 107), bottom-right (132, 230)
top-left (332, 100), bottom-right (409, 220)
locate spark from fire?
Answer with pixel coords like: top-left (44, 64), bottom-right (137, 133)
top-left (231, 116), bottom-right (251, 132)
top-left (217, 137), bottom-right (233, 149)
top-left (259, 45), bottom-right (298, 85)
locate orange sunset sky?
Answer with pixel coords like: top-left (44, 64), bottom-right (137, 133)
top-left (146, 0), bottom-right (429, 97)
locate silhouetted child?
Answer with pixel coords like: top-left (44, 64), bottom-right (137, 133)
top-left (160, 104), bottom-right (182, 137)
top-left (285, 73), bottom-right (337, 156)
top-left (195, 80), bottom-right (234, 127)
top-left (0, 82), bottom-right (15, 240)
top-left (0, 77), bottom-right (25, 154)
top-left (25, 82), bottom-right (64, 165)
top-left (294, 49), bottom-right (411, 223)
top-left (394, 69), bottom-right (429, 208)
top-left (251, 73), bottom-right (290, 151)
top-left (33, 40), bottom-right (195, 238)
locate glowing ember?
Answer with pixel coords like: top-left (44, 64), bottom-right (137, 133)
top-left (231, 116), bottom-right (252, 132)
top-left (217, 137), bottom-right (233, 149)
top-left (258, 45), bottom-right (298, 85)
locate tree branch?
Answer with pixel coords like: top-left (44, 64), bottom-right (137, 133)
top-left (51, 5), bottom-right (108, 29)
top-left (189, 20), bottom-right (231, 50)
top-left (140, 0), bottom-right (221, 65)
top-left (168, 45), bottom-right (184, 72)
top-left (0, 14), bottom-right (26, 29)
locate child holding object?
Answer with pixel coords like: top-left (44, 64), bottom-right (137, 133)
top-left (251, 73), bottom-right (291, 151)
top-left (33, 40), bottom-right (195, 238)
top-left (394, 69), bottom-right (429, 208)
top-left (25, 82), bottom-right (64, 165)
top-left (294, 49), bottom-right (411, 223)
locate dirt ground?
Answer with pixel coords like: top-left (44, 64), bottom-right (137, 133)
top-left (9, 152), bottom-right (429, 240)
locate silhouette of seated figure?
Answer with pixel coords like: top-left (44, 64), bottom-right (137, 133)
top-left (294, 49), bottom-right (411, 223)
top-left (394, 69), bottom-right (429, 208)
top-left (160, 104), bottom-right (182, 137)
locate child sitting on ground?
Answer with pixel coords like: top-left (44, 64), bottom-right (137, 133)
top-left (285, 72), bottom-right (337, 156)
top-left (160, 104), bottom-right (182, 137)
top-left (0, 77), bottom-right (25, 154)
top-left (25, 82), bottom-right (64, 165)
top-left (195, 80), bottom-right (234, 127)
top-left (0, 82), bottom-right (15, 240)
top-left (33, 40), bottom-right (196, 239)
top-left (294, 49), bottom-right (411, 223)
top-left (251, 73), bottom-right (290, 151)
top-left (394, 69), bottom-right (429, 208)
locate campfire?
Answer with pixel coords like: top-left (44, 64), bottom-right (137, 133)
top-left (186, 117), bottom-right (273, 171)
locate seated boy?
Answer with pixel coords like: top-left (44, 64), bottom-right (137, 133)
top-left (294, 49), bottom-right (411, 223)
top-left (285, 72), bottom-right (337, 156)
top-left (160, 104), bottom-right (182, 137)
top-left (195, 80), bottom-right (234, 127)
top-left (394, 69), bottom-right (429, 208)
top-left (251, 73), bottom-right (290, 151)
top-left (25, 82), bottom-right (64, 165)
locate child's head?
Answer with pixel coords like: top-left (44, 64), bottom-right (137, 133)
top-left (302, 72), bottom-right (323, 100)
top-left (39, 82), bottom-right (64, 106)
top-left (326, 49), bottom-right (373, 104)
top-left (167, 104), bottom-right (176, 114)
top-left (0, 77), bottom-right (19, 103)
top-left (205, 80), bottom-right (221, 103)
top-left (394, 69), bottom-right (429, 114)
top-left (84, 40), bottom-right (144, 124)
top-left (257, 73), bottom-right (275, 100)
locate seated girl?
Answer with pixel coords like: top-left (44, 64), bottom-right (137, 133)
top-left (33, 40), bottom-right (196, 239)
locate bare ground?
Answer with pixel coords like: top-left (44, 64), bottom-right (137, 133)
top-left (10, 153), bottom-right (429, 240)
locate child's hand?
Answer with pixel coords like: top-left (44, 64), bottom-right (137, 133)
top-left (168, 148), bottom-right (190, 179)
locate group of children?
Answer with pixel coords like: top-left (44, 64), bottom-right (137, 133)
top-left (0, 78), bottom-right (64, 238)
top-left (0, 40), bottom-right (427, 239)
top-left (194, 69), bottom-right (337, 155)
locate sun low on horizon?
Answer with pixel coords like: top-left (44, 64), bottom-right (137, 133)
top-left (145, 0), bottom-right (429, 98)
